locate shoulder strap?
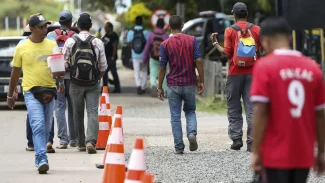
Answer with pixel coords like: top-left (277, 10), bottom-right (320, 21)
top-left (67, 30), bottom-right (75, 37)
top-left (246, 23), bottom-right (254, 30)
top-left (231, 25), bottom-right (241, 31)
top-left (55, 29), bottom-right (62, 35)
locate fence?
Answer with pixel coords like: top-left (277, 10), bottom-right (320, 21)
top-left (201, 59), bottom-right (228, 100)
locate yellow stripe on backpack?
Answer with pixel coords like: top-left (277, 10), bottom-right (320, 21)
top-left (239, 37), bottom-right (255, 46)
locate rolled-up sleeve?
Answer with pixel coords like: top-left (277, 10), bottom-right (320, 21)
top-left (62, 38), bottom-right (74, 62)
top-left (94, 38), bottom-right (108, 72)
top-left (159, 44), bottom-right (168, 68)
top-left (193, 37), bottom-right (202, 59)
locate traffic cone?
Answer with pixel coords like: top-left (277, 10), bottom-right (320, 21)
top-left (141, 173), bottom-right (154, 183)
top-left (124, 138), bottom-right (145, 183)
top-left (111, 106), bottom-right (123, 136)
top-left (96, 106), bottom-right (123, 169)
top-left (102, 86), bottom-right (111, 110)
top-left (102, 117), bottom-right (125, 183)
top-left (96, 96), bottom-right (111, 150)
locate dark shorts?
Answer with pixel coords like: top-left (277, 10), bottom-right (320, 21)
top-left (258, 168), bottom-right (310, 183)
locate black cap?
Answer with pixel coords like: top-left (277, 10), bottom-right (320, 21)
top-left (232, 2), bottom-right (248, 14)
top-left (59, 10), bottom-right (73, 24)
top-left (77, 13), bottom-right (92, 26)
top-left (29, 13), bottom-right (51, 27)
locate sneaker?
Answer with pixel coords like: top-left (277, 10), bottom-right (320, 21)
top-left (70, 143), bottom-right (77, 147)
top-left (188, 136), bottom-right (198, 151)
top-left (137, 86), bottom-right (142, 95)
top-left (56, 144), bottom-right (68, 149)
top-left (230, 139), bottom-right (243, 151)
top-left (151, 86), bottom-right (157, 97)
top-left (38, 162), bottom-right (49, 174)
top-left (174, 149), bottom-right (184, 154)
top-left (46, 143), bottom-right (55, 153)
top-left (247, 143), bottom-right (252, 153)
top-left (78, 146), bottom-right (86, 152)
top-left (86, 142), bottom-right (97, 154)
top-left (26, 146), bottom-right (34, 151)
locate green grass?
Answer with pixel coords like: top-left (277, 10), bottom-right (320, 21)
top-left (0, 29), bottom-right (21, 37)
top-left (196, 98), bottom-right (228, 115)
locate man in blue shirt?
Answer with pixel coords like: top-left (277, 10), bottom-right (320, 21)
top-left (127, 16), bottom-right (149, 95)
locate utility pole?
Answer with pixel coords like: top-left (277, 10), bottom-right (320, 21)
top-left (176, 0), bottom-right (185, 21)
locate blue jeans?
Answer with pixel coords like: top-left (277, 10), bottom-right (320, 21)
top-left (64, 79), bottom-right (77, 144)
top-left (26, 115), bottom-right (54, 147)
top-left (24, 91), bottom-right (55, 166)
top-left (167, 85), bottom-right (197, 150)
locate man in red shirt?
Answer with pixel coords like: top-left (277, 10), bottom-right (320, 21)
top-left (210, 2), bottom-right (261, 152)
top-left (250, 17), bottom-right (325, 183)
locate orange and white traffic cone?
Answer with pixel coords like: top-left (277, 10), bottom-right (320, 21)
top-left (102, 86), bottom-right (111, 110)
top-left (102, 117), bottom-right (125, 183)
top-left (111, 106), bottom-right (123, 136)
top-left (141, 173), bottom-right (154, 183)
top-left (96, 106), bottom-right (123, 169)
top-left (124, 138), bottom-right (145, 183)
top-left (96, 96), bottom-right (111, 150)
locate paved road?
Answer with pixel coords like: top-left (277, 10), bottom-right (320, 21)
top-left (0, 65), bottom-right (323, 183)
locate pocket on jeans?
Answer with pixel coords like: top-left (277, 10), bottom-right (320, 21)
top-left (167, 87), bottom-right (178, 99)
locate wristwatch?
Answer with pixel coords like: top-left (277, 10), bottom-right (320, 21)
top-left (213, 41), bottom-right (219, 46)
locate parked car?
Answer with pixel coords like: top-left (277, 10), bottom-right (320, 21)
top-left (182, 11), bottom-right (235, 63)
top-left (0, 36), bottom-right (25, 102)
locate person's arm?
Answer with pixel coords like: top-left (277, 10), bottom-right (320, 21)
top-left (210, 28), bottom-right (232, 57)
top-left (112, 33), bottom-right (118, 60)
top-left (158, 44), bottom-right (168, 100)
top-left (193, 37), bottom-right (204, 93)
top-left (249, 61), bottom-right (270, 172)
top-left (142, 33), bottom-right (152, 63)
top-left (127, 30), bottom-right (133, 47)
top-left (95, 38), bottom-right (108, 79)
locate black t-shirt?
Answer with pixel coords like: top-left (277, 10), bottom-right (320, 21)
top-left (102, 32), bottom-right (119, 60)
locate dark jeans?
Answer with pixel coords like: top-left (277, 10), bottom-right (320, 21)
top-left (225, 75), bottom-right (253, 145)
top-left (262, 168), bottom-right (310, 183)
top-left (26, 114), bottom-right (55, 147)
top-left (103, 60), bottom-right (120, 90)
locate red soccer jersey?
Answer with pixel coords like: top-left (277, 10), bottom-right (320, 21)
top-left (250, 49), bottom-right (325, 168)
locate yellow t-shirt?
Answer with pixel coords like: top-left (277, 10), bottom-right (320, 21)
top-left (12, 38), bottom-right (57, 92)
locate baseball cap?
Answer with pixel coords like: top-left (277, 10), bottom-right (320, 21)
top-left (77, 13), bottom-right (92, 25)
top-left (232, 2), bottom-right (248, 13)
top-left (23, 24), bottom-right (31, 33)
top-left (29, 13), bottom-right (51, 27)
top-left (59, 10), bottom-right (73, 23)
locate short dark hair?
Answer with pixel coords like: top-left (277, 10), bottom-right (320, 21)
top-left (135, 16), bottom-right (143, 25)
top-left (260, 16), bottom-right (292, 37)
top-left (169, 15), bottom-right (182, 30)
top-left (60, 19), bottom-right (72, 26)
top-left (78, 23), bottom-right (91, 30)
top-left (106, 22), bottom-right (113, 30)
top-left (234, 11), bottom-right (248, 19)
top-left (156, 18), bottom-right (165, 29)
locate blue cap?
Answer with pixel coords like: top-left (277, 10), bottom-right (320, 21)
top-left (59, 10), bottom-right (73, 23)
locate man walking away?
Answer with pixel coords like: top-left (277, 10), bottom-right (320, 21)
top-left (47, 10), bottom-right (77, 149)
top-left (158, 15), bottom-right (204, 154)
top-left (102, 22), bottom-right (121, 93)
top-left (127, 16), bottom-right (149, 95)
top-left (251, 17), bottom-right (325, 183)
top-left (62, 13), bottom-right (107, 154)
top-left (210, 2), bottom-right (262, 152)
top-left (143, 18), bottom-right (169, 97)
top-left (7, 13), bottom-right (62, 173)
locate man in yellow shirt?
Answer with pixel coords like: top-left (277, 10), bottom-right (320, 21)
top-left (7, 13), bottom-right (63, 174)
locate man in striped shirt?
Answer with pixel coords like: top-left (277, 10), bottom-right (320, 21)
top-left (158, 15), bottom-right (204, 154)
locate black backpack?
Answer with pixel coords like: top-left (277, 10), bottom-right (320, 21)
top-left (70, 35), bottom-right (99, 86)
top-left (132, 29), bottom-right (146, 54)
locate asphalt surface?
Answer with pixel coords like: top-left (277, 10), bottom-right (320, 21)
top-left (0, 66), bottom-right (324, 183)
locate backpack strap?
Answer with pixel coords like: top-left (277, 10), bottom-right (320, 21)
top-left (245, 23), bottom-right (254, 33)
top-left (231, 25), bottom-right (241, 32)
top-left (55, 29), bottom-right (62, 35)
top-left (67, 30), bottom-right (75, 37)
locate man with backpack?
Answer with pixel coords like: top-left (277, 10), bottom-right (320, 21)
top-left (143, 18), bottom-right (169, 97)
top-left (62, 13), bottom-right (107, 154)
top-left (127, 16), bottom-right (149, 95)
top-left (47, 10), bottom-right (77, 149)
top-left (210, 2), bottom-right (262, 152)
